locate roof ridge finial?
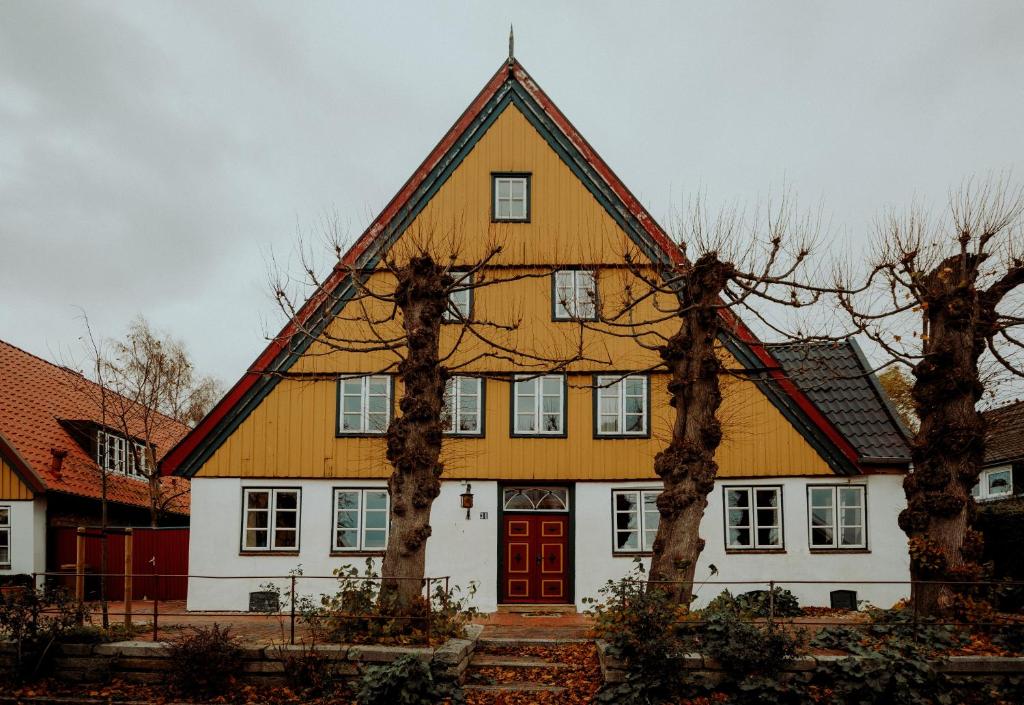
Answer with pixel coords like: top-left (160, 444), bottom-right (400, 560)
top-left (508, 24), bottom-right (514, 65)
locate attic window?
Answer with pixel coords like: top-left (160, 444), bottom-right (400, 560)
top-left (96, 430), bottom-right (149, 479)
top-left (492, 174), bottom-right (530, 221)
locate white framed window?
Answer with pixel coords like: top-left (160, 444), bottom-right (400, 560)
top-left (725, 486), bottom-right (783, 550)
top-left (596, 375), bottom-right (648, 436)
top-left (0, 506), bottom-right (10, 568)
top-left (612, 489), bottom-right (660, 553)
top-left (493, 174), bottom-right (529, 221)
top-left (443, 270), bottom-right (473, 322)
top-left (338, 375), bottom-right (391, 434)
top-left (96, 430), bottom-right (148, 479)
top-left (972, 467), bottom-right (1013, 501)
top-left (333, 489), bottom-right (389, 552)
top-left (553, 269), bottom-right (597, 320)
top-left (242, 488), bottom-right (300, 552)
top-left (808, 485), bottom-right (866, 549)
top-left (443, 376), bottom-right (483, 435)
top-left (513, 375), bottom-right (565, 435)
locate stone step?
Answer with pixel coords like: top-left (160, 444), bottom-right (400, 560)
top-left (495, 604), bottom-right (577, 615)
top-left (478, 636), bottom-right (591, 648)
top-left (464, 682), bottom-right (566, 694)
top-left (469, 653), bottom-right (570, 669)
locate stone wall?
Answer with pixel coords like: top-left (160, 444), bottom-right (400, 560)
top-left (597, 640), bottom-right (1024, 686)
top-left (1, 625), bottom-right (482, 688)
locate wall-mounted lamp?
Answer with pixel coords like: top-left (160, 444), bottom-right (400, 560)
top-left (460, 483), bottom-right (474, 520)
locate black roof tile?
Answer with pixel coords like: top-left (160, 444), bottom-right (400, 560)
top-left (769, 339), bottom-right (912, 463)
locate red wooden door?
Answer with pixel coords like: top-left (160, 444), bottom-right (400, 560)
top-left (502, 514), bottom-right (569, 603)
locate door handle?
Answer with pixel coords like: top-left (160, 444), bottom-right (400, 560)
top-left (536, 554), bottom-right (543, 565)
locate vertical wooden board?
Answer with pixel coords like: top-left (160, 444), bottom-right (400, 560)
top-left (0, 457), bottom-right (32, 500)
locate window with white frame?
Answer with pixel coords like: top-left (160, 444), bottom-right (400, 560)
top-left (96, 430), bottom-right (149, 479)
top-left (0, 506), bottom-right (10, 568)
top-left (493, 174), bottom-right (529, 221)
top-left (338, 376), bottom-right (391, 434)
top-left (724, 486), bottom-right (783, 550)
top-left (971, 467), bottom-right (1013, 501)
top-left (808, 485), bottom-right (866, 549)
top-left (513, 375), bottom-right (565, 435)
top-left (242, 488), bottom-right (300, 551)
top-left (333, 489), bottom-right (389, 552)
top-left (612, 489), bottom-right (660, 552)
top-left (443, 270), bottom-right (473, 322)
top-left (553, 269), bottom-right (597, 320)
top-left (596, 376), bottom-right (647, 436)
top-left (443, 376), bottom-right (483, 435)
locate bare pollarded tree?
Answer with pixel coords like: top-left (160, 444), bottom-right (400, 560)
top-left (271, 220), bottom-right (596, 615)
top-left (587, 196), bottom-right (839, 604)
top-left (838, 177), bottom-right (1024, 616)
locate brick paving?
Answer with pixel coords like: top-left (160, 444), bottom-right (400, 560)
top-left (88, 600), bottom-right (595, 643)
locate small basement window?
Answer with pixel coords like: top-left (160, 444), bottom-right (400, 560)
top-left (492, 174), bottom-right (530, 221)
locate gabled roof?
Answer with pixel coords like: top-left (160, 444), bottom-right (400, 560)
top-left (772, 340), bottom-right (912, 464)
top-left (0, 339), bottom-right (191, 514)
top-left (982, 400), bottom-right (1024, 466)
top-left (163, 58), bottom-right (867, 478)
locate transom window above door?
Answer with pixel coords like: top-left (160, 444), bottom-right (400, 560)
top-left (502, 487), bottom-right (569, 512)
top-left (492, 173), bottom-right (530, 221)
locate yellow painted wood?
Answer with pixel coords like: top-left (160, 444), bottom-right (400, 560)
top-left (197, 373), bottom-right (832, 479)
top-left (0, 457), bottom-right (34, 500)
top-left (194, 101), bottom-right (837, 480)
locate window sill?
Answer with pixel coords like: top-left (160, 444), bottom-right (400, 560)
top-left (335, 432), bottom-right (389, 439)
top-left (809, 548), bottom-right (870, 554)
top-left (329, 551), bottom-right (385, 558)
top-left (595, 433), bottom-right (651, 440)
top-left (725, 549), bottom-right (787, 555)
top-left (238, 551), bottom-right (300, 557)
top-left (612, 551), bottom-right (653, 557)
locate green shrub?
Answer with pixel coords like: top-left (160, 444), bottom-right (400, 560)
top-left (586, 560), bottom-right (696, 705)
top-left (310, 559), bottom-right (477, 644)
top-left (704, 587), bottom-right (802, 618)
top-left (356, 654), bottom-right (455, 705)
top-left (0, 586), bottom-right (89, 682)
top-left (282, 646), bottom-right (351, 698)
top-left (163, 623), bottom-right (243, 696)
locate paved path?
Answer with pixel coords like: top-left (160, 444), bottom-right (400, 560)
top-left (86, 600), bottom-right (595, 643)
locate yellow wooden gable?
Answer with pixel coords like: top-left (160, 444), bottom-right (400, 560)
top-left (0, 456), bottom-right (34, 500)
top-left (194, 100), bottom-right (837, 481)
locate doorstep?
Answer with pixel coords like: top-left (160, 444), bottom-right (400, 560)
top-left (495, 604), bottom-right (577, 614)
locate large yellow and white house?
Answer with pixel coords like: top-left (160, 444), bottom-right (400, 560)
top-left (163, 58), bottom-right (912, 612)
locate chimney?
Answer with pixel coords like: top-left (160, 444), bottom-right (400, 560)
top-left (50, 448), bottom-right (68, 477)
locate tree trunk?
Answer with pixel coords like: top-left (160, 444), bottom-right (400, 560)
top-left (899, 255), bottom-right (987, 616)
top-left (647, 254), bottom-right (734, 603)
top-left (379, 256), bottom-right (449, 616)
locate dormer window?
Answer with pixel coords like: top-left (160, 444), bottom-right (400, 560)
top-left (96, 430), bottom-right (149, 479)
top-left (492, 173), bottom-right (530, 222)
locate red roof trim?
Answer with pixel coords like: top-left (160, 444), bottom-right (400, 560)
top-left (0, 430), bottom-right (48, 494)
top-left (162, 59), bottom-right (862, 475)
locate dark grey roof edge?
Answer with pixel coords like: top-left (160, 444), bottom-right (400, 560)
top-left (846, 337), bottom-right (915, 450)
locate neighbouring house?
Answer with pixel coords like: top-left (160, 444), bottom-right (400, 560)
top-left (163, 58), bottom-right (912, 612)
top-left (0, 339), bottom-right (190, 582)
top-left (973, 400), bottom-right (1024, 502)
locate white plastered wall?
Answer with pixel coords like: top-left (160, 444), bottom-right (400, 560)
top-left (187, 475), bottom-right (909, 612)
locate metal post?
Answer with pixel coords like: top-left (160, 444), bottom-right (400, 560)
top-left (123, 529), bottom-right (133, 630)
top-left (768, 580), bottom-right (776, 628)
top-left (290, 574), bottom-right (296, 645)
top-left (75, 526), bottom-right (86, 603)
top-left (152, 597), bottom-right (159, 642)
top-left (912, 580), bottom-right (920, 643)
top-left (425, 578), bottom-right (432, 647)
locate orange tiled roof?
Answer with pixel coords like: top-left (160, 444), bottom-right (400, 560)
top-left (0, 338), bottom-right (190, 514)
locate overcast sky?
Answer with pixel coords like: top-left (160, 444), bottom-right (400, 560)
top-left (2, 1), bottom-right (1023, 385)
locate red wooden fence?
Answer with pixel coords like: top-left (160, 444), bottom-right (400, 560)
top-left (49, 527), bottom-right (189, 600)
